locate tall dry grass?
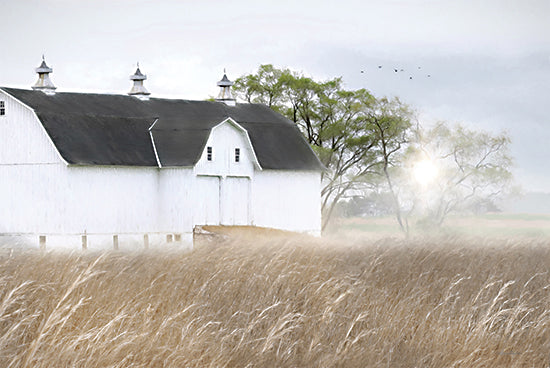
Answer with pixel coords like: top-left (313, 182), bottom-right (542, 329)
top-left (1, 235), bottom-right (550, 367)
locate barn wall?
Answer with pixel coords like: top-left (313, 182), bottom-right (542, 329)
top-left (0, 164), bottom-right (195, 250)
top-left (0, 89), bottom-right (62, 164)
top-left (0, 163), bottom-right (66, 234)
top-left (158, 168), bottom-right (195, 232)
top-left (252, 170), bottom-right (321, 234)
top-left (0, 165), bottom-right (158, 233)
top-left (0, 90), bottom-right (68, 237)
top-left (62, 166), bottom-right (161, 234)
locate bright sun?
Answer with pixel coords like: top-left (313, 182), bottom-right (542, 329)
top-left (413, 159), bottom-right (438, 185)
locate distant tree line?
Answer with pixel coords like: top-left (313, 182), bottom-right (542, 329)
top-left (233, 65), bottom-right (514, 233)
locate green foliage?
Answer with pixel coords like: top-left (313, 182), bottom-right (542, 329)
top-left (233, 64), bottom-right (285, 108)
top-left (234, 65), bottom-right (414, 230)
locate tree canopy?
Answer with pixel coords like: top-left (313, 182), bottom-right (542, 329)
top-left (234, 65), bottom-right (414, 230)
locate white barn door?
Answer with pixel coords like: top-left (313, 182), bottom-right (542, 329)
top-left (221, 177), bottom-right (250, 225)
top-left (195, 176), bottom-right (220, 225)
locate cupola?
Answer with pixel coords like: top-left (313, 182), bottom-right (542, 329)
top-left (128, 63), bottom-right (151, 101)
top-left (216, 70), bottom-right (236, 106)
top-left (32, 56), bottom-right (56, 95)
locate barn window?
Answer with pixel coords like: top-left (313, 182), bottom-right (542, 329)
top-left (207, 146), bottom-right (213, 161)
top-left (235, 148), bottom-right (240, 162)
top-left (0, 101), bottom-right (5, 116)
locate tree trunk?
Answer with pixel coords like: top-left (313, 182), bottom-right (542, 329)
top-left (383, 165), bottom-right (408, 235)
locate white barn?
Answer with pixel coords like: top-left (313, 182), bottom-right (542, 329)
top-left (0, 60), bottom-right (323, 250)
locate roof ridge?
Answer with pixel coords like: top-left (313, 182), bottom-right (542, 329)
top-left (37, 111), bottom-right (158, 120)
top-left (1, 86), bottom-right (226, 104)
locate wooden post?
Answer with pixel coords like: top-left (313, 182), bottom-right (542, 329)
top-left (166, 234), bottom-right (173, 243)
top-left (113, 235), bottom-right (119, 250)
top-left (39, 235), bottom-right (46, 250)
top-left (82, 235), bottom-right (88, 250)
top-left (144, 234), bottom-right (149, 250)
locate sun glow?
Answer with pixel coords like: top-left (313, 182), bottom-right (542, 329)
top-left (413, 159), bottom-right (438, 185)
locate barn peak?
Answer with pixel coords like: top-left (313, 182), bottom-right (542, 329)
top-left (128, 63), bottom-right (151, 101)
top-left (32, 56), bottom-right (57, 95)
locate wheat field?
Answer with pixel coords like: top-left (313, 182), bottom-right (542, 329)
top-left (1, 235), bottom-right (550, 367)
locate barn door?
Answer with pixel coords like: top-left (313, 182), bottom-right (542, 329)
top-left (221, 177), bottom-right (250, 225)
top-left (195, 176), bottom-right (220, 225)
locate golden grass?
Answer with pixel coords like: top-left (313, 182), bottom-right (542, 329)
top-left (1, 236), bottom-right (550, 367)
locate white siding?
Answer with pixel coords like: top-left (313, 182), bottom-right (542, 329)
top-left (63, 166), bottom-right (160, 234)
top-left (0, 163), bottom-right (65, 234)
top-left (0, 89), bottom-right (67, 236)
top-left (252, 170), bottom-right (321, 234)
top-left (158, 168), bottom-right (195, 232)
top-left (0, 165), bottom-right (160, 234)
top-left (0, 163), bottom-right (197, 249)
top-left (194, 119), bottom-right (256, 178)
top-left (0, 90), bottom-right (62, 164)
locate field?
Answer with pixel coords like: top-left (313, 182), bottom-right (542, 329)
top-left (331, 213), bottom-right (550, 239)
top-left (1, 231), bottom-right (550, 367)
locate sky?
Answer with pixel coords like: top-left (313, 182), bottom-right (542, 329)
top-left (1, 0), bottom-right (549, 193)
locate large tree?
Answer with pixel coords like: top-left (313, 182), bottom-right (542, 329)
top-left (234, 65), bottom-right (414, 230)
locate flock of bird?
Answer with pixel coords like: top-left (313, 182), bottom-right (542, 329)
top-left (360, 65), bottom-right (431, 80)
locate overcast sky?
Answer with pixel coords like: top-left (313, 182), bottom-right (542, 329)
top-left (1, 0), bottom-right (549, 192)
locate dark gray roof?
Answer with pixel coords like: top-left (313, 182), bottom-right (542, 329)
top-left (1, 87), bottom-right (323, 170)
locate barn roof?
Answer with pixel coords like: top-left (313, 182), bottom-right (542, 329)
top-left (1, 87), bottom-right (324, 170)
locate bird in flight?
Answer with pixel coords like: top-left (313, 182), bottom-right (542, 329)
top-left (370, 63), bottom-right (432, 80)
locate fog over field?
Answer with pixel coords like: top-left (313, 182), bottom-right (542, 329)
top-left (1, 0), bottom-right (549, 204)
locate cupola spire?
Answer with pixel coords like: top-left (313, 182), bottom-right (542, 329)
top-left (32, 55), bottom-right (57, 95)
top-left (128, 62), bottom-right (151, 101)
top-left (216, 69), bottom-right (236, 106)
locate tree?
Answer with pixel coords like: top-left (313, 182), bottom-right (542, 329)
top-left (233, 64), bottom-right (285, 108)
top-left (233, 65), bottom-right (414, 230)
top-left (403, 122), bottom-right (514, 227)
top-left (365, 97), bottom-right (414, 233)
